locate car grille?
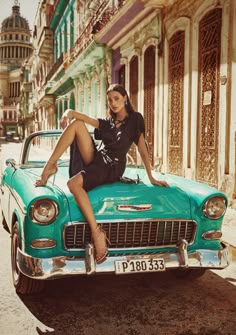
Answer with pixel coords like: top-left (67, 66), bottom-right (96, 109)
top-left (64, 220), bottom-right (196, 250)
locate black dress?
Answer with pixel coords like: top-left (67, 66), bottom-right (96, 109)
top-left (69, 112), bottom-right (145, 192)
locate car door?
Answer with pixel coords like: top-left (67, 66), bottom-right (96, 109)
top-left (0, 167), bottom-right (15, 226)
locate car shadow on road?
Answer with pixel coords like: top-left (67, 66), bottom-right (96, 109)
top-left (19, 269), bottom-right (236, 335)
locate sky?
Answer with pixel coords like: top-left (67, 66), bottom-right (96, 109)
top-left (0, 0), bottom-right (39, 31)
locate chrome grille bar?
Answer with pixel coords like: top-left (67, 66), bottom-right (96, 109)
top-left (64, 220), bottom-right (196, 250)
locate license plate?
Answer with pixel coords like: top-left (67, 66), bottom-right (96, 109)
top-left (115, 258), bottom-right (165, 274)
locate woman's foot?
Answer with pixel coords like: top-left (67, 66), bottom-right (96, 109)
top-left (93, 226), bottom-right (109, 264)
top-left (35, 160), bottom-right (58, 186)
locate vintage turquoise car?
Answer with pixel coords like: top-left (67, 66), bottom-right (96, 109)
top-left (0, 130), bottom-right (230, 295)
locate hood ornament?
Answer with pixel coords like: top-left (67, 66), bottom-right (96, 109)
top-left (117, 204), bottom-right (152, 211)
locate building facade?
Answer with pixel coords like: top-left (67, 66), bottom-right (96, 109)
top-left (0, 1), bottom-right (33, 137)
top-left (26, 0), bottom-right (236, 202)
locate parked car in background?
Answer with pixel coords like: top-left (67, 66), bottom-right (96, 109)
top-left (5, 131), bottom-right (15, 142)
top-left (5, 131), bottom-right (22, 143)
top-left (0, 130), bottom-right (230, 295)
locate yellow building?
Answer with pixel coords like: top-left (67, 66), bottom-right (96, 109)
top-left (0, 0), bottom-right (33, 137)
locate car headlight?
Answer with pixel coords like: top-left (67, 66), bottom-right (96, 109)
top-left (30, 199), bottom-right (58, 225)
top-left (203, 196), bottom-right (226, 219)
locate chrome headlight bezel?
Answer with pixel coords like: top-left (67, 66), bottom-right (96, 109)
top-left (203, 196), bottom-right (227, 220)
top-left (30, 198), bottom-right (58, 225)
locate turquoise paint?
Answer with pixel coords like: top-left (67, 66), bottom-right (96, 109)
top-left (92, 82), bottom-right (98, 118)
top-left (70, 8), bottom-right (74, 48)
top-left (84, 87), bottom-right (89, 114)
top-left (53, 0), bottom-right (75, 59)
top-left (64, 99), bottom-right (68, 111)
top-left (64, 20), bottom-right (68, 53)
top-left (49, 0), bottom-right (70, 30)
top-left (69, 92), bottom-right (75, 109)
top-left (2, 157), bottom-right (227, 259)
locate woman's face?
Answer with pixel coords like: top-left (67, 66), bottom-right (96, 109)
top-left (107, 91), bottom-right (126, 114)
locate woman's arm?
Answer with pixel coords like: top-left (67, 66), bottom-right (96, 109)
top-left (137, 134), bottom-right (169, 187)
top-left (60, 109), bottom-right (99, 129)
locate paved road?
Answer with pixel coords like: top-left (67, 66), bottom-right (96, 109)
top-left (0, 140), bottom-right (236, 335)
top-left (0, 225), bottom-right (236, 335)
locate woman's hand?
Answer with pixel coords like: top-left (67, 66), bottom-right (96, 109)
top-left (149, 175), bottom-right (169, 187)
top-left (137, 134), bottom-right (169, 188)
top-left (60, 109), bottom-right (74, 129)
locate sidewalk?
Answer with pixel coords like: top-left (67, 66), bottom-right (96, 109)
top-left (222, 206), bottom-right (236, 261)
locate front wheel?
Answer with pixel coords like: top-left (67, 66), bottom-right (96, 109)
top-left (11, 222), bottom-right (45, 295)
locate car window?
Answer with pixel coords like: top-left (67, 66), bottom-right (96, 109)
top-left (25, 134), bottom-right (70, 166)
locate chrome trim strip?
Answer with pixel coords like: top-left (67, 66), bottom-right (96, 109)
top-left (17, 243), bottom-right (230, 280)
top-left (30, 238), bottom-right (56, 249)
top-left (202, 230), bottom-right (222, 240)
top-left (117, 204), bottom-right (152, 211)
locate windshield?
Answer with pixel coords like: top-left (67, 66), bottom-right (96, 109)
top-left (22, 133), bottom-right (70, 167)
top-left (20, 131), bottom-right (142, 168)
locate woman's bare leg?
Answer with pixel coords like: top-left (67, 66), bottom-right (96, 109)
top-left (67, 174), bottom-right (108, 263)
top-left (48, 119), bottom-right (95, 164)
top-left (36, 120), bottom-right (95, 186)
top-left (37, 120), bottom-right (108, 262)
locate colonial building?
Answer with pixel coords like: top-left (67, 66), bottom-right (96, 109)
top-left (0, 0), bottom-right (33, 137)
top-left (28, 0), bottom-right (236, 202)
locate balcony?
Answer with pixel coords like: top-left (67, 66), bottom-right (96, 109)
top-left (63, 1), bottom-right (126, 68)
top-left (1, 117), bottom-right (17, 124)
top-left (46, 53), bottom-right (63, 82)
top-left (94, 1), bottom-right (155, 49)
top-left (38, 27), bottom-right (54, 59)
top-left (22, 82), bottom-right (32, 93)
top-left (38, 87), bottom-right (55, 108)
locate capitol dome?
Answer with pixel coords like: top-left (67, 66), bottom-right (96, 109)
top-left (0, 1), bottom-right (33, 68)
top-left (1, 4), bottom-right (30, 32)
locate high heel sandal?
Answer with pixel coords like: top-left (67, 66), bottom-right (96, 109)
top-left (35, 161), bottom-right (58, 186)
top-left (93, 226), bottom-right (110, 264)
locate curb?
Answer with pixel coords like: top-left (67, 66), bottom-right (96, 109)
top-left (229, 245), bottom-right (236, 261)
top-left (224, 242), bottom-right (236, 262)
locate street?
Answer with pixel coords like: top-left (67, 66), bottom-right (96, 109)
top-left (0, 141), bottom-right (236, 335)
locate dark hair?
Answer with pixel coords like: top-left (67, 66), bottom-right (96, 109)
top-left (106, 84), bottom-right (135, 117)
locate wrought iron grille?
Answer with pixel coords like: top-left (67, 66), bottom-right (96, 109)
top-left (64, 220), bottom-right (196, 250)
top-left (196, 8), bottom-right (222, 186)
top-left (168, 30), bottom-right (185, 176)
top-left (144, 46), bottom-right (155, 166)
top-left (129, 55), bottom-right (139, 163)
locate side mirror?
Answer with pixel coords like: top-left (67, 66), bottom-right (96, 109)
top-left (5, 158), bottom-right (17, 168)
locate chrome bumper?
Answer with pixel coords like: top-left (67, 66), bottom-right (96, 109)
top-left (17, 240), bottom-right (230, 280)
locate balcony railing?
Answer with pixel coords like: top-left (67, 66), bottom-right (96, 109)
top-left (64, 1), bottom-right (125, 67)
top-left (38, 27), bottom-right (54, 58)
top-left (46, 53), bottom-right (63, 82)
top-left (46, 1), bottom-right (126, 79)
top-left (1, 118), bottom-right (17, 124)
top-left (22, 82), bottom-right (32, 92)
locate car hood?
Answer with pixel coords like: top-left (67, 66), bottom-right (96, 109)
top-left (26, 166), bottom-right (224, 222)
top-left (41, 168), bottom-right (192, 221)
